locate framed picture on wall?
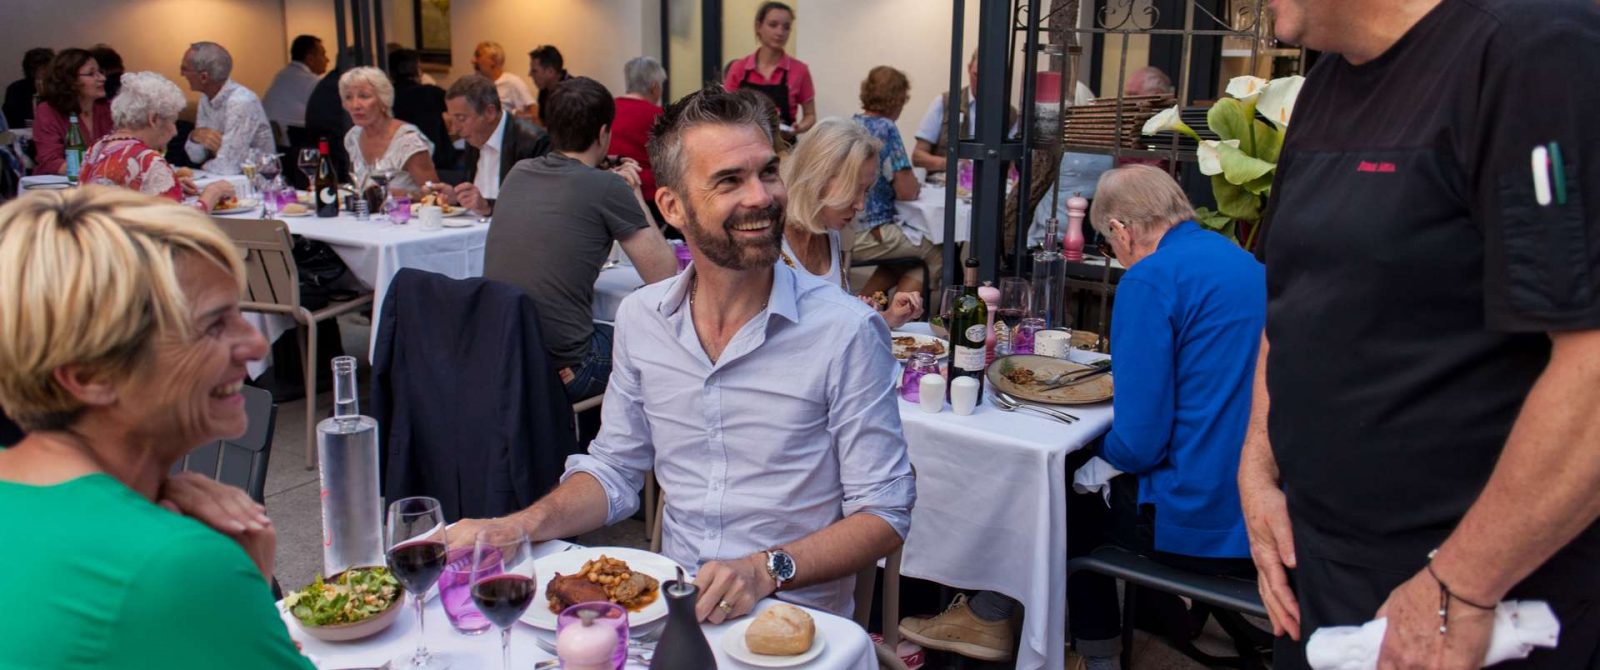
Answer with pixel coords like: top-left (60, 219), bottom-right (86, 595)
top-left (413, 0), bottom-right (451, 65)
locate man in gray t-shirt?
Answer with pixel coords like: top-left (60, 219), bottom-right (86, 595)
top-left (483, 76), bottom-right (676, 401)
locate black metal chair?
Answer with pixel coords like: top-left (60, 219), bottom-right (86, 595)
top-left (169, 385), bottom-right (282, 598)
top-left (1067, 545), bottom-right (1270, 670)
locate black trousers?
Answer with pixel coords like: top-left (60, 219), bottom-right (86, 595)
top-left (1066, 457), bottom-right (1255, 647)
top-left (1273, 528), bottom-right (1600, 669)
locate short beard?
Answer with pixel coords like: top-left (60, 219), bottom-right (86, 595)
top-left (681, 199), bottom-right (785, 271)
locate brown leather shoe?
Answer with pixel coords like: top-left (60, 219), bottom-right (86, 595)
top-left (897, 594), bottom-right (1016, 662)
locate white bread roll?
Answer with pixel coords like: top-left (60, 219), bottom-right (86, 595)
top-left (744, 603), bottom-right (815, 656)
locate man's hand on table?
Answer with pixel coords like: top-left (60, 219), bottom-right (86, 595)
top-left (190, 128), bottom-right (223, 154)
top-left (694, 552), bottom-right (777, 624)
top-left (1374, 567), bottom-right (1494, 669)
top-left (158, 471), bottom-right (276, 580)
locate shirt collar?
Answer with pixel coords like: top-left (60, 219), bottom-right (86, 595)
top-left (657, 261), bottom-right (801, 325)
top-left (484, 112), bottom-right (509, 152)
top-left (206, 80), bottom-right (239, 107)
top-left (740, 52), bottom-right (793, 74)
top-left (1156, 220), bottom-right (1202, 250)
top-left (290, 62), bottom-right (314, 76)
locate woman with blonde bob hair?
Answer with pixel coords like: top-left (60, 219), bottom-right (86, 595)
top-left (340, 65), bottom-right (437, 193)
top-left (0, 188), bottom-right (313, 668)
top-left (780, 117), bottom-right (921, 327)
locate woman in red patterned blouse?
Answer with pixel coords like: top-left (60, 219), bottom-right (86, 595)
top-left (81, 71), bottom-right (234, 211)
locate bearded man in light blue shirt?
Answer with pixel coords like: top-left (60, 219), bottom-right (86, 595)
top-left (453, 85), bottom-right (916, 623)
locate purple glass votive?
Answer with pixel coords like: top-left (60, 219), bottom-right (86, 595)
top-left (900, 353), bottom-right (939, 403)
top-left (388, 195), bottom-right (412, 224)
top-left (440, 546), bottom-right (495, 634)
top-left (1014, 318), bottom-right (1046, 355)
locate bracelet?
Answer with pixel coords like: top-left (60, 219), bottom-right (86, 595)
top-left (1425, 549), bottom-right (1495, 635)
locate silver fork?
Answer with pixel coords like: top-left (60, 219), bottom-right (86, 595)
top-left (992, 392), bottom-right (1078, 423)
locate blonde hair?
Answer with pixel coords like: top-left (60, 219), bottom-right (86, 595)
top-left (781, 118), bottom-right (881, 235)
top-left (339, 66), bottom-right (395, 113)
top-left (1088, 164), bottom-right (1196, 237)
top-left (0, 186), bottom-right (244, 431)
top-left (475, 41), bottom-right (506, 66)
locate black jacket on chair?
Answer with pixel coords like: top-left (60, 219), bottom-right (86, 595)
top-left (373, 269), bottom-right (578, 522)
top-left (462, 116), bottom-right (551, 208)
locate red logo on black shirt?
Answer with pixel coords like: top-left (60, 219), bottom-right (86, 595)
top-left (1356, 161), bottom-right (1397, 173)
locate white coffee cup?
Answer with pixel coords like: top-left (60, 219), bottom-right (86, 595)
top-left (950, 377), bottom-right (980, 416)
top-left (919, 374), bottom-right (946, 414)
top-left (418, 205), bottom-right (443, 230)
top-left (1035, 329), bottom-right (1073, 359)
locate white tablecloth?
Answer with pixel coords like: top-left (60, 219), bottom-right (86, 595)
top-left (21, 170), bottom-right (246, 192)
top-left (282, 540), bottom-right (875, 670)
top-left (895, 322), bottom-right (1112, 670)
top-left (593, 264), bottom-right (647, 323)
top-left (216, 209), bottom-right (489, 375)
top-left (894, 184), bottom-right (971, 246)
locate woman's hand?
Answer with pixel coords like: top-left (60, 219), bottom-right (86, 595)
top-left (158, 471), bottom-right (276, 580)
top-left (178, 175), bottom-right (200, 196)
top-left (882, 292), bottom-right (923, 329)
top-left (199, 181), bottom-right (234, 211)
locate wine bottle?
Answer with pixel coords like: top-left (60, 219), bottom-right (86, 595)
top-left (64, 114), bottom-right (85, 184)
top-left (946, 257), bottom-right (988, 400)
top-left (314, 139), bottom-right (339, 218)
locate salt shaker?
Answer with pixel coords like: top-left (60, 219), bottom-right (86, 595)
top-left (951, 376), bottom-right (980, 415)
top-left (919, 374), bottom-right (946, 413)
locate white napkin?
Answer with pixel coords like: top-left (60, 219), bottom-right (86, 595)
top-left (1306, 600), bottom-right (1561, 670)
top-left (1071, 456), bottom-right (1124, 505)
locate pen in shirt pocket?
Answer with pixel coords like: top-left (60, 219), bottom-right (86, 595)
top-left (1547, 142), bottom-right (1568, 206)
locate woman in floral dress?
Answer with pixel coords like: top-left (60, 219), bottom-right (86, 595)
top-left (80, 71), bottom-right (234, 212)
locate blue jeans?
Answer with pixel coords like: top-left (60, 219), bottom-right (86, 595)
top-left (563, 323), bottom-right (614, 403)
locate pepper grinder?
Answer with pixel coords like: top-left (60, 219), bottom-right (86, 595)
top-left (649, 567), bottom-right (717, 670)
top-left (1062, 194), bottom-right (1088, 262)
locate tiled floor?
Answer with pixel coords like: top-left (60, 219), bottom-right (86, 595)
top-left (261, 321), bottom-right (1248, 669)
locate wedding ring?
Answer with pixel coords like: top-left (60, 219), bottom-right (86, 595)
top-left (718, 599), bottom-right (734, 614)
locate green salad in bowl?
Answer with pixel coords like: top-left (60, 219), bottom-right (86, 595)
top-left (284, 567), bottom-right (404, 640)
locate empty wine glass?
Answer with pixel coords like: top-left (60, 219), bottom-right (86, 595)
top-left (471, 525), bottom-right (534, 670)
top-left (929, 286), bottom-right (962, 340)
top-left (386, 496), bottom-right (450, 669)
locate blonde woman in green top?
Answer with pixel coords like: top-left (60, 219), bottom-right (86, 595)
top-left (0, 186), bottom-right (313, 669)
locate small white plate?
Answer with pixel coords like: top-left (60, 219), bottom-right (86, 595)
top-left (277, 209), bottom-right (312, 218)
top-left (721, 618), bottom-right (828, 667)
top-left (442, 218), bottom-right (475, 228)
top-left (518, 546), bottom-right (682, 631)
top-left (211, 199), bottom-right (260, 215)
top-left (890, 331), bottom-right (948, 362)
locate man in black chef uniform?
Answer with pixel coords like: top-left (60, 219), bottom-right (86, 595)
top-left (1240, 0), bottom-right (1600, 668)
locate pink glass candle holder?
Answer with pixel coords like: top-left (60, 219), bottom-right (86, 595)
top-left (440, 546), bottom-right (495, 635)
top-left (557, 602), bottom-right (628, 670)
top-left (900, 353), bottom-right (941, 404)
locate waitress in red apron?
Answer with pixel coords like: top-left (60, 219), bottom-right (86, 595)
top-left (722, 1), bottom-right (816, 139)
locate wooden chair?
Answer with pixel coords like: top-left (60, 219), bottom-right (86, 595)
top-left (213, 217), bottom-right (373, 470)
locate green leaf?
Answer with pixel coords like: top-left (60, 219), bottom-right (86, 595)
top-left (1214, 141), bottom-right (1276, 187)
top-left (1194, 207), bottom-right (1232, 231)
top-left (1243, 172), bottom-right (1274, 196)
top-left (1212, 175), bottom-right (1262, 222)
top-left (1207, 98), bottom-right (1254, 147)
top-left (1253, 120), bottom-right (1284, 164)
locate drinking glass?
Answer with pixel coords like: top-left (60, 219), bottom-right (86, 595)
top-left (297, 148), bottom-right (320, 186)
top-left (386, 496), bottom-right (450, 669)
top-left (929, 286), bottom-right (962, 340)
top-left (899, 353), bottom-right (941, 404)
top-left (258, 151), bottom-right (282, 186)
top-left (471, 525), bottom-right (535, 670)
top-left (997, 278), bottom-right (1031, 330)
top-left (439, 547), bottom-right (493, 635)
top-left (238, 156), bottom-right (258, 199)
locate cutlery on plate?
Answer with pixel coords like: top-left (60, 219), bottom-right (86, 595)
top-left (1038, 368), bottom-right (1111, 392)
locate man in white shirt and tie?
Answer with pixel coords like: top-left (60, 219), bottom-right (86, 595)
top-left (261, 35), bottom-right (327, 146)
top-left (442, 74), bottom-right (550, 216)
top-left (452, 85), bottom-right (916, 622)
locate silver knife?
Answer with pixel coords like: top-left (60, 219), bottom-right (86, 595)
top-left (1039, 367), bottom-right (1111, 391)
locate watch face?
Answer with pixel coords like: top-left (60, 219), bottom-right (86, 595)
top-left (771, 551), bottom-right (796, 580)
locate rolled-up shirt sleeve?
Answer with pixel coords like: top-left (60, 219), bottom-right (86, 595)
top-left (826, 313), bottom-right (917, 539)
top-left (562, 301), bottom-right (654, 525)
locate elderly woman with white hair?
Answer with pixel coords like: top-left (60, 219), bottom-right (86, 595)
top-left (80, 71), bottom-right (236, 211)
top-left (340, 66), bottom-right (437, 194)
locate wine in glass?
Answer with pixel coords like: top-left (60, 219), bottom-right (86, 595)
top-left (471, 525), bottom-right (535, 670)
top-left (258, 151), bottom-right (282, 183)
top-left (386, 496), bottom-right (450, 669)
top-left (997, 277), bottom-right (1032, 331)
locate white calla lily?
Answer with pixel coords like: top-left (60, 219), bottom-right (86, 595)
top-left (1225, 76), bottom-right (1269, 102)
top-left (1196, 139), bottom-right (1241, 176)
top-left (1257, 75), bottom-right (1305, 129)
top-left (1141, 105), bottom-right (1199, 140)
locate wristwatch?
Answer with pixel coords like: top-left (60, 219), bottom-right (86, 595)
top-left (764, 549), bottom-right (797, 591)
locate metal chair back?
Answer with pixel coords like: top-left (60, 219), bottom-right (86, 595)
top-left (170, 385), bottom-right (277, 504)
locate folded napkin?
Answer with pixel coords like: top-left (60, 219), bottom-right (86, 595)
top-left (1071, 456), bottom-right (1124, 505)
top-left (1306, 600), bottom-right (1560, 670)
